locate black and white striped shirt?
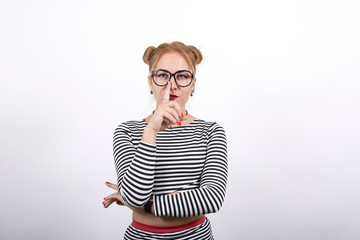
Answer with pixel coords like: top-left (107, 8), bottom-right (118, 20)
top-left (113, 118), bottom-right (228, 217)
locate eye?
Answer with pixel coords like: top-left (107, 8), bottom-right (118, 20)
top-left (157, 73), bottom-right (169, 79)
top-left (177, 73), bottom-right (191, 80)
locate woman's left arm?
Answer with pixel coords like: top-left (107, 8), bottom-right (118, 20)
top-left (153, 123), bottom-right (228, 217)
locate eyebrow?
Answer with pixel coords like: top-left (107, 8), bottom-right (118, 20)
top-left (156, 69), bottom-right (193, 73)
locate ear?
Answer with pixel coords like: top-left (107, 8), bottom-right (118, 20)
top-left (191, 77), bottom-right (197, 92)
top-left (148, 74), bottom-right (153, 91)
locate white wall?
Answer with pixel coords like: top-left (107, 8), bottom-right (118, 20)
top-left (1, 0), bottom-right (359, 239)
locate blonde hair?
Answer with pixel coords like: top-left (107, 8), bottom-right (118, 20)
top-left (143, 41), bottom-right (203, 73)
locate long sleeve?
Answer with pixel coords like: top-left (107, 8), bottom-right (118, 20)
top-left (113, 123), bottom-right (156, 208)
top-left (153, 123), bottom-right (228, 217)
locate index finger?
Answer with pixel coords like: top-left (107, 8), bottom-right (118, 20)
top-left (162, 81), bottom-right (171, 103)
top-left (105, 181), bottom-right (118, 191)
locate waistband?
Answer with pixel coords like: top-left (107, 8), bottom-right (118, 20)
top-left (131, 216), bottom-right (206, 233)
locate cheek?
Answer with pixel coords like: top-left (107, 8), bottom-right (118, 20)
top-left (180, 90), bottom-right (191, 101)
top-left (153, 88), bottom-right (165, 102)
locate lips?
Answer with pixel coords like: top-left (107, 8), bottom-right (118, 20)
top-left (169, 94), bottom-right (178, 100)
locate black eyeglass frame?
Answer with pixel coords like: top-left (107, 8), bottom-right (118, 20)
top-left (151, 69), bottom-right (194, 87)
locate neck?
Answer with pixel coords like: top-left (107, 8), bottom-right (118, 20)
top-left (145, 110), bottom-right (194, 127)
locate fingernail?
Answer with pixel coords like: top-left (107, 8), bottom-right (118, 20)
top-left (178, 121), bottom-right (181, 126)
top-left (105, 182), bottom-right (109, 184)
top-left (181, 112), bottom-right (184, 118)
top-left (170, 125), bottom-right (173, 129)
top-left (104, 197), bottom-right (106, 200)
top-left (176, 121), bottom-right (180, 125)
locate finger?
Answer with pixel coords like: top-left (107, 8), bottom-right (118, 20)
top-left (103, 193), bottom-right (120, 208)
top-left (103, 192), bottom-right (119, 202)
top-left (168, 102), bottom-right (183, 121)
top-left (167, 107), bottom-right (182, 124)
top-left (105, 192), bottom-right (121, 200)
top-left (180, 115), bottom-right (188, 121)
top-left (163, 111), bottom-right (179, 125)
top-left (162, 81), bottom-right (171, 102)
top-left (104, 200), bottom-right (115, 208)
top-left (157, 104), bottom-right (180, 124)
top-left (103, 198), bottom-right (115, 208)
top-left (161, 104), bottom-right (181, 123)
top-left (105, 181), bottom-right (118, 191)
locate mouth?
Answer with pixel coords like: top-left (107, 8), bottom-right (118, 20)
top-left (169, 94), bottom-right (178, 100)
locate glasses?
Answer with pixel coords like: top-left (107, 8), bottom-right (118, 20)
top-left (151, 69), bottom-right (194, 87)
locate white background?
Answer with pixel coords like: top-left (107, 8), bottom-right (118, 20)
top-left (1, 0), bottom-right (359, 239)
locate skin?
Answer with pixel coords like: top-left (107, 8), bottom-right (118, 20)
top-left (103, 51), bottom-right (204, 226)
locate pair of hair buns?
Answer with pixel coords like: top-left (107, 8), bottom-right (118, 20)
top-left (142, 42), bottom-right (203, 67)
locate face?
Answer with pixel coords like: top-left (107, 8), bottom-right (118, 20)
top-left (148, 51), bottom-right (196, 109)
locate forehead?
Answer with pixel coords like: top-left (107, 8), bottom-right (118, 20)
top-left (155, 51), bottom-right (191, 72)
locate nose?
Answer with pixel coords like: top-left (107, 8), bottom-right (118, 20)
top-left (169, 74), bottom-right (178, 89)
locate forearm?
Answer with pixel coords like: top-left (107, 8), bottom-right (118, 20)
top-left (153, 186), bottom-right (226, 217)
top-left (120, 127), bottom-right (159, 207)
top-left (118, 141), bottom-right (156, 207)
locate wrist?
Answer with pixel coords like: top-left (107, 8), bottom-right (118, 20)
top-left (144, 125), bottom-right (159, 134)
top-left (142, 126), bottom-right (158, 145)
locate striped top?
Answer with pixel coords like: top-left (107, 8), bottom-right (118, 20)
top-left (113, 118), bottom-right (228, 217)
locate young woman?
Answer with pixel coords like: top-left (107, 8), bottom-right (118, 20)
top-left (103, 41), bottom-right (228, 239)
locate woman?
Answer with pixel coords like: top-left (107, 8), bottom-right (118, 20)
top-left (103, 41), bottom-right (228, 239)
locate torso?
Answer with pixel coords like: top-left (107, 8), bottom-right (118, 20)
top-left (135, 115), bottom-right (203, 226)
top-left (115, 117), bottom-right (225, 226)
top-left (135, 114), bottom-right (204, 226)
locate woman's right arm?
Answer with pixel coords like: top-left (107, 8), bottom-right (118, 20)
top-left (113, 123), bottom-right (157, 208)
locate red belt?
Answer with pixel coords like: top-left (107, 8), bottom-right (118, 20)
top-left (131, 216), bottom-right (206, 233)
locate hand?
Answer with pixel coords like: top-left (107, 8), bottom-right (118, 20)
top-left (102, 182), bottom-right (141, 212)
top-left (102, 182), bottom-right (125, 208)
top-left (147, 82), bottom-right (187, 132)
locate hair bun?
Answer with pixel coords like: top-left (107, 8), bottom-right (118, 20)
top-left (187, 45), bottom-right (203, 65)
top-left (143, 46), bottom-right (156, 64)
